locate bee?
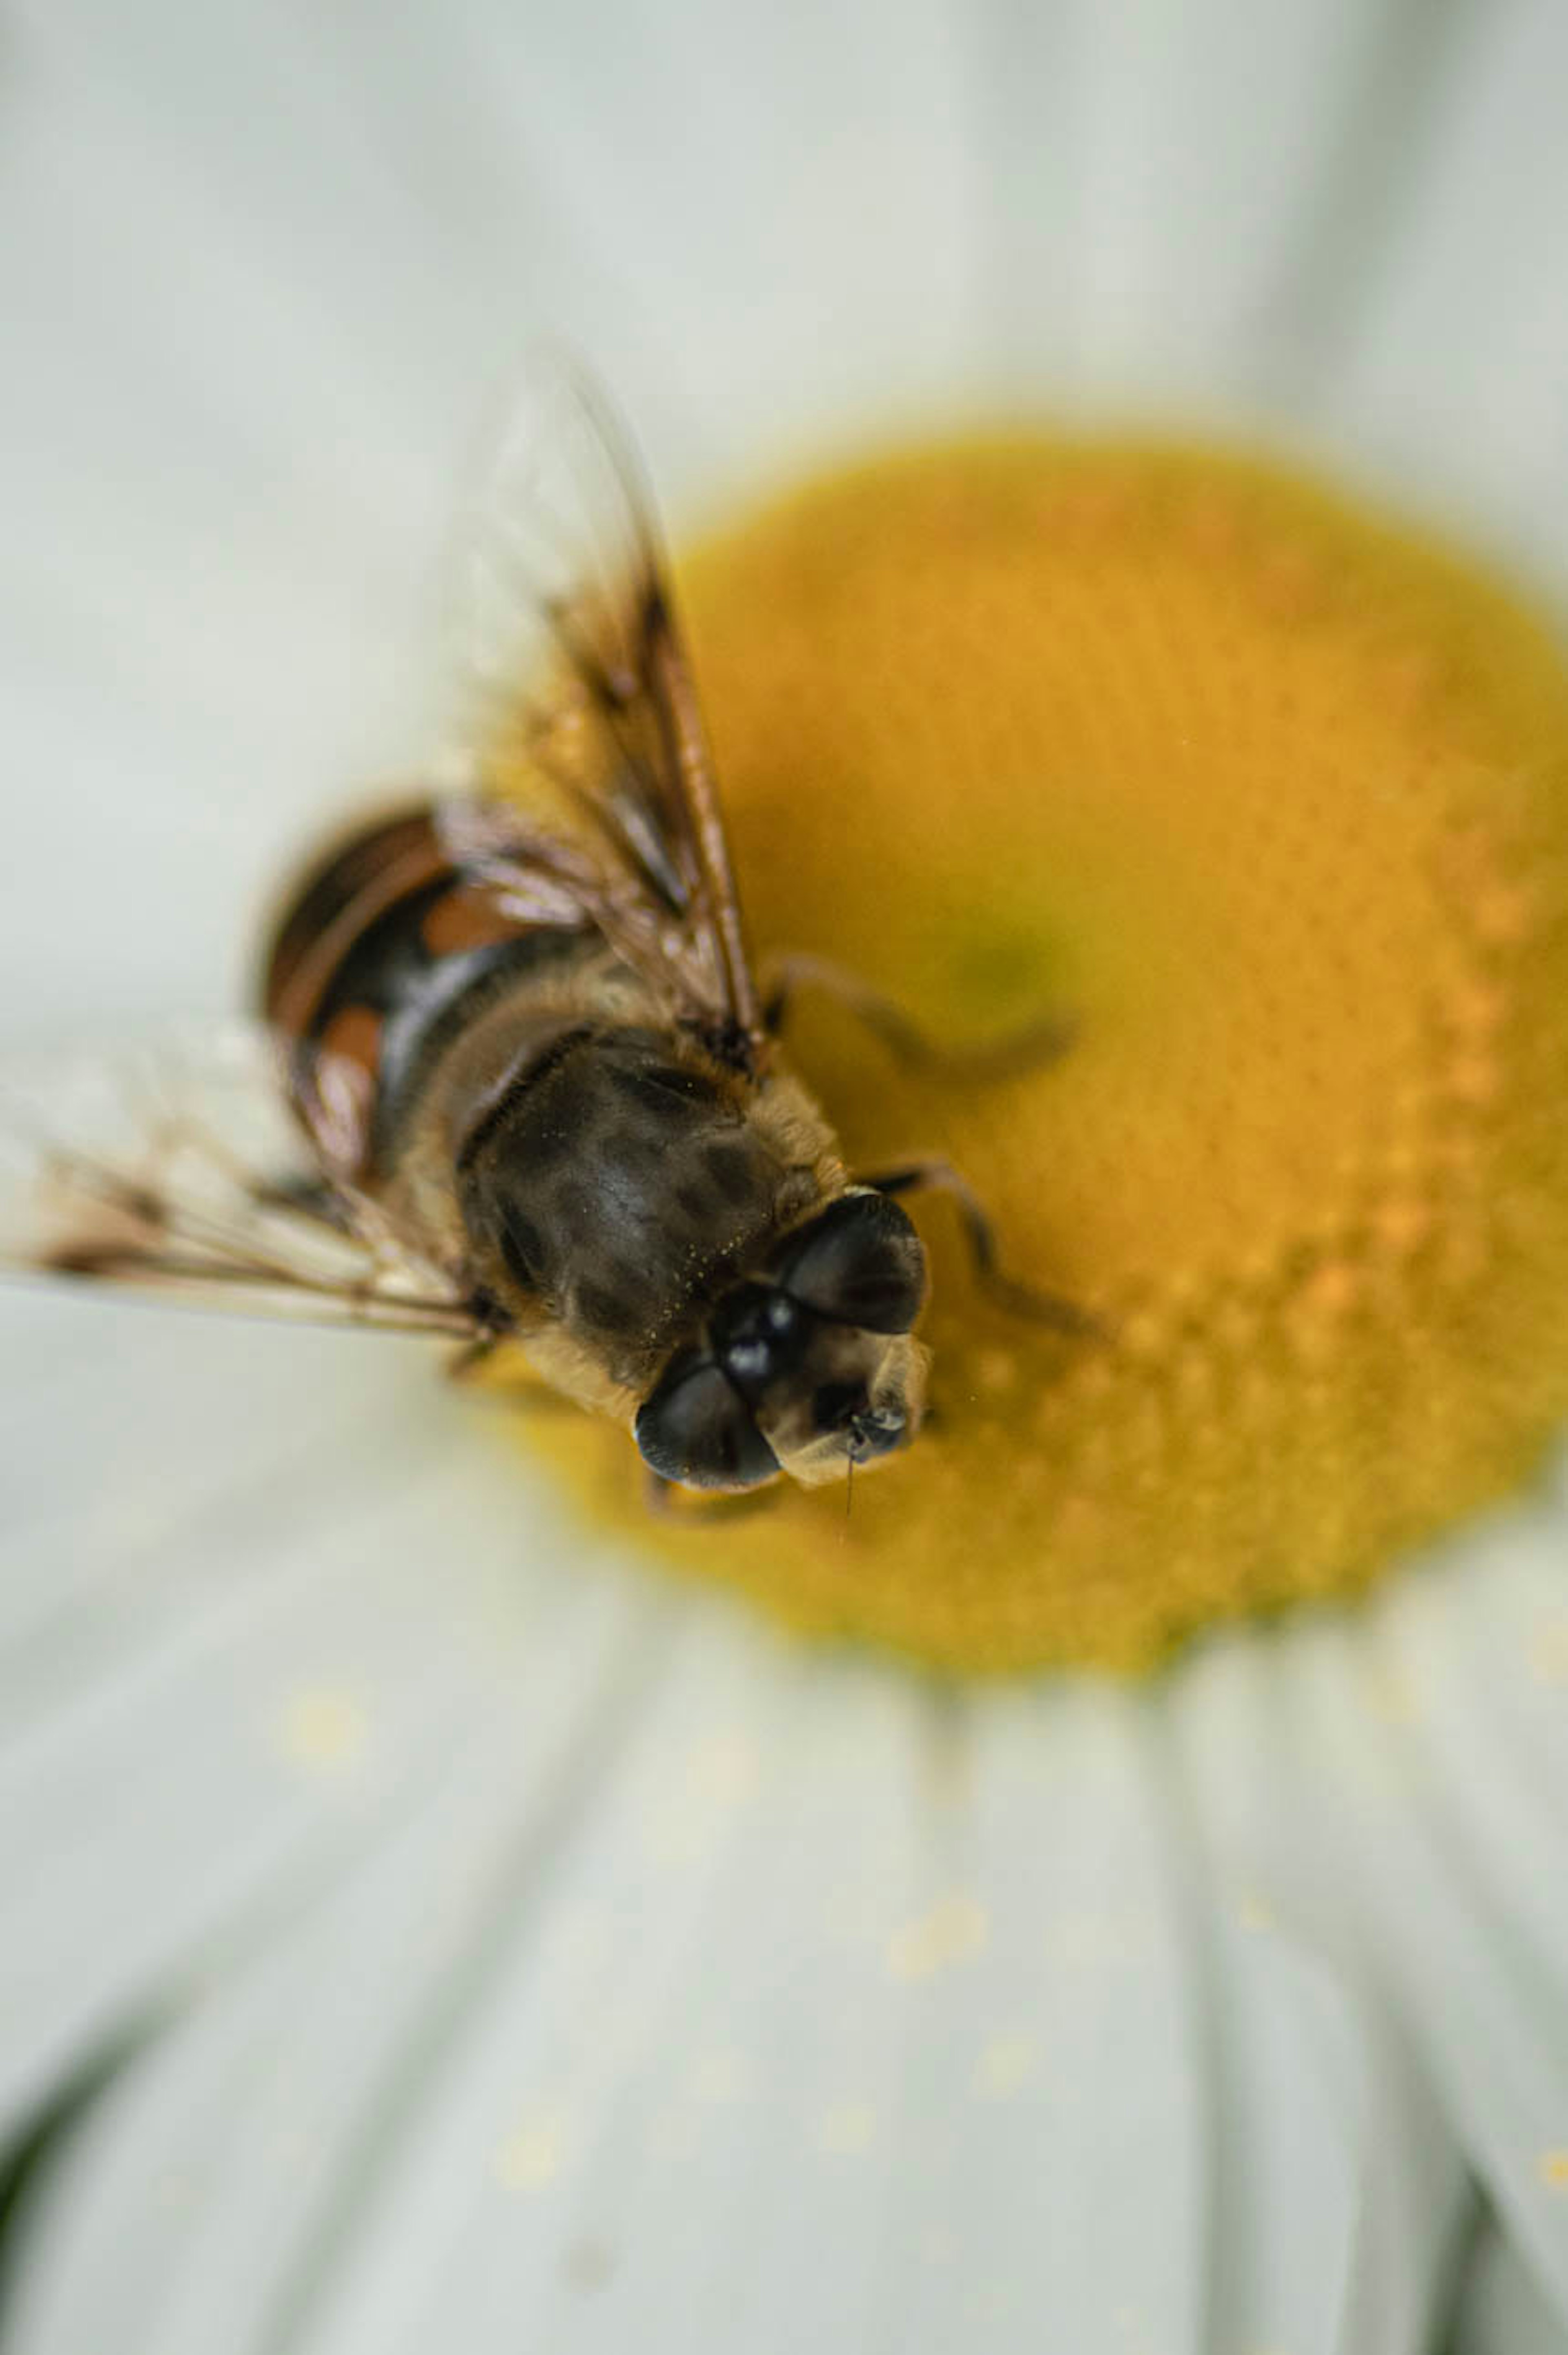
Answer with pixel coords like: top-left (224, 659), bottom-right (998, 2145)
top-left (1, 357), bottom-right (1085, 1496)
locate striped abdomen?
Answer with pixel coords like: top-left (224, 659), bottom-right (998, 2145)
top-left (260, 806), bottom-right (838, 1393)
top-left (261, 806), bottom-right (591, 1185)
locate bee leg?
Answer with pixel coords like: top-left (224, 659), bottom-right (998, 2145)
top-left (761, 953), bottom-right (1076, 1081)
top-left (642, 1470), bottom-right (780, 1521)
top-left (861, 1159), bottom-right (1105, 1335)
top-left (644, 1468), bottom-right (682, 1516)
top-left (447, 1332), bottom-right (504, 1382)
top-left (445, 1325), bottom-right (571, 1406)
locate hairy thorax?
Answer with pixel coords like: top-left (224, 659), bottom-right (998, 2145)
top-left (399, 983), bottom-right (842, 1405)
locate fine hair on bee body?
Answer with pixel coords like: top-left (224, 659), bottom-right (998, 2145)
top-left (6, 352), bottom-right (1088, 1501)
top-left (260, 796), bottom-right (933, 1493)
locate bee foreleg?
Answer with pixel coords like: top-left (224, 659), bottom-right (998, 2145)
top-left (644, 1467), bottom-right (681, 1516)
top-left (445, 1329), bottom-right (570, 1405)
top-left (446, 1330), bottom-right (506, 1382)
top-left (641, 1470), bottom-right (780, 1521)
top-left (761, 952), bottom-right (1076, 1081)
top-left (860, 1158), bottom-right (1104, 1335)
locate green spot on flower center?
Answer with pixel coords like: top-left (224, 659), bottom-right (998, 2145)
top-left (526, 437), bottom-right (1568, 1673)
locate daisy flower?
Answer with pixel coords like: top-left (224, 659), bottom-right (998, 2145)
top-left (3, 2), bottom-right (1568, 2350)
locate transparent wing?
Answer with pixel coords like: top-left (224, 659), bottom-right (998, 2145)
top-left (446, 348), bottom-right (761, 1058)
top-left (0, 1025), bottom-right (481, 1339)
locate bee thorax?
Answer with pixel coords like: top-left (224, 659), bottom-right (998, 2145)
top-left (458, 1027), bottom-right (795, 1380)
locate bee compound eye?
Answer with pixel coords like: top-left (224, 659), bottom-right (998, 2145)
top-left (708, 1281), bottom-right (804, 1403)
top-left (635, 1352), bottom-right (780, 1490)
top-left (773, 1193), bottom-right (927, 1332)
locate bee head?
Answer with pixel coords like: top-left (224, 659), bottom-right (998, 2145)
top-left (633, 1191), bottom-right (930, 1491)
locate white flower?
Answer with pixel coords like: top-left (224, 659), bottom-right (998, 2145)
top-left (3, 3), bottom-right (1568, 2350)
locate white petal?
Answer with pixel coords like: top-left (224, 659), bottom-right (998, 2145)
top-left (6, 1629), bottom-right (1463, 2354)
top-left (1271, 1466), bottom-right (1568, 2330)
top-left (1171, 1640), bottom-right (1469, 2351)
top-left (0, 1293), bottom-right (660, 2135)
top-left (1453, 2221), bottom-right (1568, 2355)
top-left (978, 0), bottom-right (1433, 405)
top-left (1312, 0), bottom-right (1568, 576)
top-left (5, 1562), bottom-right (680, 2355)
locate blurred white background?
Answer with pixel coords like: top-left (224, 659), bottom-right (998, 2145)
top-left (4, 0), bottom-right (1567, 1043)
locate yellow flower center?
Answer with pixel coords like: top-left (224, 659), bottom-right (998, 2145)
top-left (525, 438), bottom-right (1568, 1673)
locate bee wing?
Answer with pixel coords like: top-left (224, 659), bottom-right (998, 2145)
top-left (0, 1025), bottom-right (481, 1339)
top-left (447, 349), bottom-right (761, 1057)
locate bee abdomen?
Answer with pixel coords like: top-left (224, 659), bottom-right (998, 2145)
top-left (261, 804), bottom-right (592, 1181)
